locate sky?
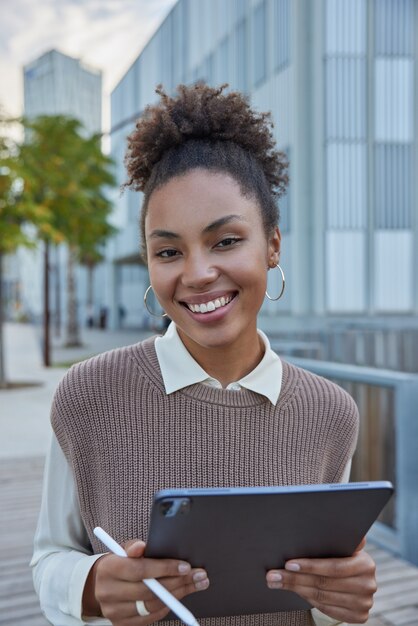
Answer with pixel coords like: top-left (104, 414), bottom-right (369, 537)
top-left (0, 0), bottom-right (177, 130)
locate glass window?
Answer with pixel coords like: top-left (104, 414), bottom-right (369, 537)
top-left (375, 0), bottom-right (414, 56)
top-left (128, 189), bottom-right (139, 223)
top-left (374, 144), bottom-right (412, 229)
top-left (192, 65), bottom-right (203, 84)
top-left (235, 18), bottom-right (248, 93)
top-left (274, 0), bottom-right (291, 71)
top-left (172, 2), bottom-right (186, 85)
top-left (326, 143), bottom-right (367, 230)
top-left (235, 0), bottom-right (247, 21)
top-left (374, 58), bottom-right (413, 143)
top-left (218, 36), bottom-right (230, 85)
top-left (196, 57), bottom-right (213, 85)
top-left (253, 0), bottom-right (267, 87)
top-left (205, 53), bottom-right (215, 85)
top-left (325, 58), bottom-right (366, 140)
top-left (325, 0), bottom-right (366, 55)
top-left (159, 17), bottom-right (173, 92)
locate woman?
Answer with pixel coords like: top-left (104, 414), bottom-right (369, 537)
top-left (32, 84), bottom-right (376, 626)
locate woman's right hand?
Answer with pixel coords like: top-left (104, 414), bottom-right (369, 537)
top-left (83, 540), bottom-right (209, 625)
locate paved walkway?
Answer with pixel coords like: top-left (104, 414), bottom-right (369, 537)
top-left (0, 322), bottom-right (152, 458)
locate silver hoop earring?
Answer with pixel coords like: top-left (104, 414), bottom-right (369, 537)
top-left (265, 264), bottom-right (286, 301)
top-left (143, 285), bottom-right (167, 318)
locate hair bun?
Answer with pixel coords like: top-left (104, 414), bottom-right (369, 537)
top-left (124, 82), bottom-right (288, 197)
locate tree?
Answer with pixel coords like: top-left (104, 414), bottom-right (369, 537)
top-left (0, 137), bottom-right (25, 388)
top-left (58, 130), bottom-right (116, 345)
top-left (15, 115), bottom-right (116, 358)
top-left (0, 118), bottom-right (51, 387)
top-left (79, 248), bottom-right (105, 315)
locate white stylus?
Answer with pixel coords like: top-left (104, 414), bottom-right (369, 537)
top-left (93, 526), bottom-right (200, 626)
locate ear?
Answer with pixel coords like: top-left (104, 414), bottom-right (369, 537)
top-left (267, 227), bottom-right (281, 268)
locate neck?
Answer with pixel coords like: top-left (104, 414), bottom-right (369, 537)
top-left (177, 325), bottom-right (265, 388)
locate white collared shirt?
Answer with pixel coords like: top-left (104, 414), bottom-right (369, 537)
top-left (155, 322), bottom-right (283, 404)
top-left (31, 325), bottom-right (348, 626)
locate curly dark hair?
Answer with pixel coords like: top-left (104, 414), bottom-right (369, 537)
top-left (124, 83), bottom-right (289, 260)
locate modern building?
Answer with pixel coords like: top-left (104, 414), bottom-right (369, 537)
top-left (19, 49), bottom-right (104, 332)
top-left (109, 0), bottom-right (417, 337)
top-left (23, 49), bottom-right (102, 133)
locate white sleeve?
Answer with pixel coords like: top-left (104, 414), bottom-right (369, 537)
top-left (311, 610), bottom-right (345, 626)
top-left (30, 434), bottom-right (111, 626)
top-left (310, 458), bottom-right (352, 626)
top-left (340, 459), bottom-right (352, 483)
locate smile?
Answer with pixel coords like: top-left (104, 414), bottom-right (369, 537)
top-left (184, 294), bottom-right (235, 314)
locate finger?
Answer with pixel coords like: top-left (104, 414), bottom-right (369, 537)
top-left (99, 569), bottom-right (209, 606)
top-left (140, 605), bottom-right (171, 625)
top-left (310, 587), bottom-right (375, 625)
top-left (95, 559), bottom-right (199, 625)
top-left (125, 540), bottom-right (146, 557)
top-left (101, 598), bottom-right (171, 625)
top-left (268, 576), bottom-right (367, 610)
top-left (102, 554), bottom-right (193, 583)
top-left (155, 569), bottom-right (210, 595)
top-left (140, 572), bottom-right (210, 615)
top-left (266, 572), bottom-right (375, 624)
top-left (283, 549), bottom-right (373, 578)
top-left (288, 585), bottom-right (356, 610)
top-left (137, 556), bottom-right (193, 580)
top-left (310, 601), bottom-right (373, 625)
top-left (267, 570), bottom-right (368, 595)
top-left (139, 569), bottom-right (210, 611)
top-left (125, 540), bottom-right (191, 578)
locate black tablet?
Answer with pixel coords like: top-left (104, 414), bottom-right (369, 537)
top-left (145, 481), bottom-right (393, 618)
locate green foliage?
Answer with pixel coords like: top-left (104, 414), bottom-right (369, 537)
top-left (0, 127), bottom-right (36, 253)
top-left (18, 115), bottom-right (117, 251)
top-left (0, 113), bottom-right (117, 256)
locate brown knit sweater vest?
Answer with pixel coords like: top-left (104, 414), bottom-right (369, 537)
top-left (52, 336), bottom-right (359, 626)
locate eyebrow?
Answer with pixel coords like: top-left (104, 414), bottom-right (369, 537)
top-left (148, 229), bottom-right (180, 240)
top-left (148, 214), bottom-right (245, 240)
top-left (203, 214), bottom-right (245, 233)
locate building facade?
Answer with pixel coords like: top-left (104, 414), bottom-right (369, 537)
top-left (20, 50), bottom-right (104, 330)
top-left (109, 0), bottom-right (417, 332)
top-left (24, 49), bottom-right (102, 132)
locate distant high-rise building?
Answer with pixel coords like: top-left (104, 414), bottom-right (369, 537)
top-left (24, 49), bottom-right (102, 133)
top-left (18, 49), bottom-right (103, 329)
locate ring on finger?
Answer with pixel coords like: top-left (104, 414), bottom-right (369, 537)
top-left (136, 600), bottom-right (150, 617)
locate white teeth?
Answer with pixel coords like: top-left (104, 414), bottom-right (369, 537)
top-left (186, 295), bottom-right (233, 314)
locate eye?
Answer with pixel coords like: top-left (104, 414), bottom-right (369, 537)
top-left (216, 237), bottom-right (242, 248)
top-left (156, 249), bottom-right (179, 258)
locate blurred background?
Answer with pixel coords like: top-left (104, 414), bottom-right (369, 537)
top-left (0, 1), bottom-right (417, 625)
top-left (1, 0), bottom-right (416, 342)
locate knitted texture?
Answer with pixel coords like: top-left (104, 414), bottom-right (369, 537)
top-left (51, 336), bottom-right (359, 626)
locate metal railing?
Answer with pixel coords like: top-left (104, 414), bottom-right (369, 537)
top-left (280, 354), bottom-right (418, 566)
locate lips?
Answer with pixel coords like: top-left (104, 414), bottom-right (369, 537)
top-left (181, 293), bottom-right (236, 314)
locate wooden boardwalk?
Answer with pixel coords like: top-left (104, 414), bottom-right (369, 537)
top-left (1, 457), bottom-right (417, 626)
top-left (0, 457), bottom-right (49, 625)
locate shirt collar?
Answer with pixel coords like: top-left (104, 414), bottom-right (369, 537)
top-left (154, 323), bottom-right (282, 406)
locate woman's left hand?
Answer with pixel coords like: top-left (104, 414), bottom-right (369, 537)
top-left (265, 538), bottom-right (377, 624)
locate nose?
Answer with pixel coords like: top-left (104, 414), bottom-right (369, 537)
top-left (181, 252), bottom-right (219, 289)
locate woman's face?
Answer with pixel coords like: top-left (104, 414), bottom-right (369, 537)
top-left (145, 169), bottom-right (280, 358)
